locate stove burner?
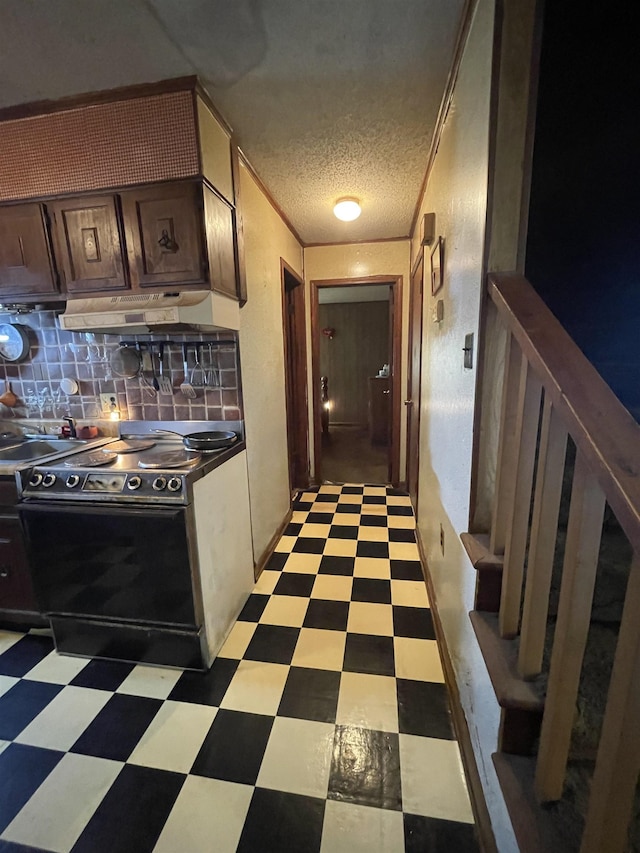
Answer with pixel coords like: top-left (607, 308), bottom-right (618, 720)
top-left (64, 451), bottom-right (117, 467)
top-left (104, 439), bottom-right (156, 454)
top-left (137, 451), bottom-right (202, 469)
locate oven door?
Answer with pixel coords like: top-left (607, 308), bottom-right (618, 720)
top-left (19, 501), bottom-right (198, 628)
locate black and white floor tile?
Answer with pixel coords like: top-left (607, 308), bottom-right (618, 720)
top-left (0, 484), bottom-right (479, 852)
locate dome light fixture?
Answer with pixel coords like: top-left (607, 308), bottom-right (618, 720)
top-left (333, 197), bottom-right (361, 221)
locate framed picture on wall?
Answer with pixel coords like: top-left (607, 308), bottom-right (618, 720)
top-left (430, 236), bottom-right (444, 296)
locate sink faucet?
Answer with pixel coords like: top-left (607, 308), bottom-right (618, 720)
top-left (62, 417), bottom-right (77, 438)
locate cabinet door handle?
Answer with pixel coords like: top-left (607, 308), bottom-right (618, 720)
top-left (158, 229), bottom-right (179, 253)
top-left (383, 390), bottom-right (390, 395)
top-left (0, 566), bottom-right (9, 579)
top-left (0, 538), bottom-right (11, 544)
top-left (404, 399), bottom-right (413, 406)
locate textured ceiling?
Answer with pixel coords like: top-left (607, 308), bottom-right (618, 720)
top-left (0, 0), bottom-right (465, 244)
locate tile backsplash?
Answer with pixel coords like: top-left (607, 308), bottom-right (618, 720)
top-left (0, 309), bottom-right (242, 424)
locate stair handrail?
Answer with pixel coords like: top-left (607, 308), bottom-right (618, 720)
top-left (488, 271), bottom-right (640, 555)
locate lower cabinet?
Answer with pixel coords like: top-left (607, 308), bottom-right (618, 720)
top-left (0, 514), bottom-right (43, 625)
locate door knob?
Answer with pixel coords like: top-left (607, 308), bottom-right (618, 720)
top-left (404, 399), bottom-right (413, 406)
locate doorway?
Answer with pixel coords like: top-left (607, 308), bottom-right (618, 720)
top-left (311, 276), bottom-right (403, 486)
top-left (281, 260), bottom-right (309, 491)
top-left (406, 252), bottom-right (424, 510)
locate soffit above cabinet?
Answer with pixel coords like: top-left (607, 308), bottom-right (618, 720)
top-left (0, 79), bottom-right (235, 210)
top-left (0, 89), bottom-right (200, 202)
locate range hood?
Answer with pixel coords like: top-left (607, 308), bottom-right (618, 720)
top-left (58, 290), bottom-right (240, 334)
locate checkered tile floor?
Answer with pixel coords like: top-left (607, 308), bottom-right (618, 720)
top-left (0, 484), bottom-right (478, 852)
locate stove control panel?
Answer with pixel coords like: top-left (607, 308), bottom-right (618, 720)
top-left (21, 468), bottom-right (188, 503)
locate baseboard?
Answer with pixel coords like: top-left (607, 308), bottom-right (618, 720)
top-left (253, 506), bottom-right (293, 581)
top-left (415, 527), bottom-right (498, 853)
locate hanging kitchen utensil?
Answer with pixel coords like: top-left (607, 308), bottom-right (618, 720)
top-left (157, 342), bottom-right (173, 395)
top-left (0, 381), bottom-right (18, 408)
top-left (205, 342), bottom-right (219, 387)
top-left (0, 323), bottom-right (30, 363)
top-left (149, 343), bottom-right (160, 392)
top-left (152, 428), bottom-right (238, 452)
top-left (179, 343), bottom-right (197, 399)
top-left (190, 344), bottom-right (206, 388)
top-left (110, 345), bottom-right (141, 379)
top-left (136, 343), bottom-right (156, 398)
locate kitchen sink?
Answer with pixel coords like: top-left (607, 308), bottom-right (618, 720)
top-left (0, 439), bottom-right (91, 461)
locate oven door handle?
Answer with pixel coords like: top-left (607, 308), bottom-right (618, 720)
top-left (18, 501), bottom-right (186, 521)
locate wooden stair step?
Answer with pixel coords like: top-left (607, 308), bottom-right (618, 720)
top-left (461, 532), bottom-right (504, 612)
top-left (493, 754), bottom-right (576, 853)
top-left (470, 610), bottom-right (544, 754)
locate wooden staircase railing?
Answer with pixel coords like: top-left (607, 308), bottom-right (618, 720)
top-left (464, 272), bottom-right (640, 852)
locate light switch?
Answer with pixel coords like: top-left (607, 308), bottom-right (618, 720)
top-left (463, 333), bottom-right (474, 369)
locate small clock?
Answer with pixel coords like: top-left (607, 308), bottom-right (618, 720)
top-left (0, 324), bottom-right (31, 363)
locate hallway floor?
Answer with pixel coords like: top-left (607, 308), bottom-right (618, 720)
top-left (321, 426), bottom-right (389, 484)
top-left (0, 484), bottom-right (477, 853)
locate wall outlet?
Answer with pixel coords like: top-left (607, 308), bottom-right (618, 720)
top-left (439, 523), bottom-right (445, 556)
top-left (99, 393), bottom-right (118, 413)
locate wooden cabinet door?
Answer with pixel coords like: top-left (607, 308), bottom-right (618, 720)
top-left (122, 182), bottom-right (207, 289)
top-left (204, 184), bottom-right (239, 299)
top-left (49, 195), bottom-right (128, 294)
top-left (0, 515), bottom-right (40, 614)
top-left (0, 203), bottom-right (58, 298)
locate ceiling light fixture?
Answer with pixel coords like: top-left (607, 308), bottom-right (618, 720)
top-left (333, 197), bottom-right (361, 221)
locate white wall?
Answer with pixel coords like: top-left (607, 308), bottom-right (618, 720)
top-left (238, 163), bottom-right (304, 564)
top-left (304, 241), bottom-right (411, 478)
top-left (411, 0), bottom-right (518, 848)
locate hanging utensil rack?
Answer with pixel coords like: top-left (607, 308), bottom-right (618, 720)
top-left (118, 340), bottom-right (237, 349)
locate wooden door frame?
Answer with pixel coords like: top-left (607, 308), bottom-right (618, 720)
top-left (281, 258), bottom-right (309, 491)
top-left (310, 274), bottom-right (403, 486)
top-left (406, 250), bottom-right (424, 507)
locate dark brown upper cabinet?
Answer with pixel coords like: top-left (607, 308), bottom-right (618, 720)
top-left (48, 195), bottom-right (128, 294)
top-left (121, 182), bottom-right (207, 289)
top-left (0, 203), bottom-right (59, 298)
top-left (0, 179), bottom-right (242, 301)
top-left (203, 184), bottom-right (238, 300)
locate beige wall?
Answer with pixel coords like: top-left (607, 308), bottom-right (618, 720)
top-left (410, 0), bottom-right (517, 848)
top-left (304, 241), bottom-right (411, 478)
top-left (238, 163), bottom-right (304, 564)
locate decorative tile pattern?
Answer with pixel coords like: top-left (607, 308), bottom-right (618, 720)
top-left (0, 308), bottom-right (242, 424)
top-left (0, 484), bottom-right (478, 852)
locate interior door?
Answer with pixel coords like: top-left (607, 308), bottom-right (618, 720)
top-left (406, 254), bottom-right (424, 509)
top-left (282, 263), bottom-right (309, 491)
